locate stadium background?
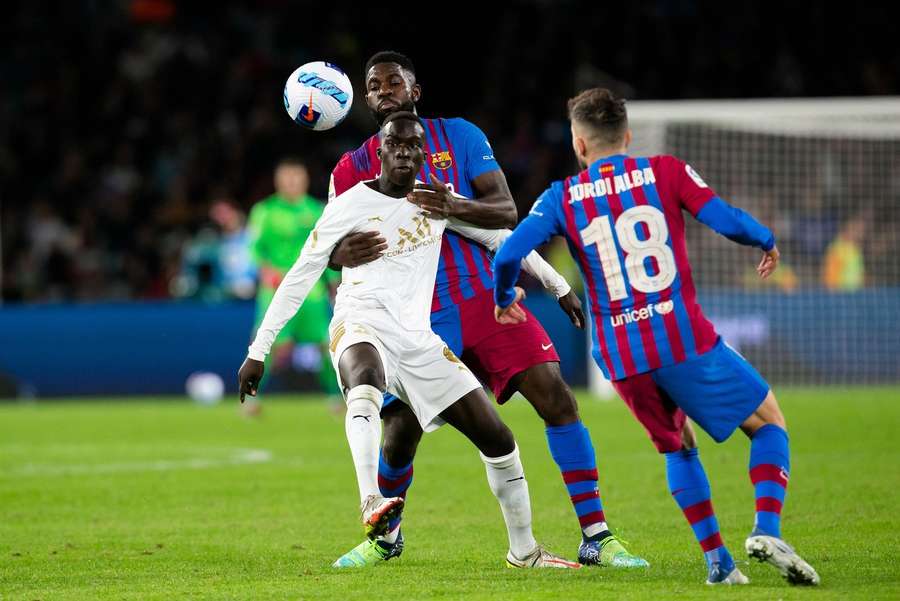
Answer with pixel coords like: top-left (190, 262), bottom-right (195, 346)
top-left (2, 1), bottom-right (897, 396)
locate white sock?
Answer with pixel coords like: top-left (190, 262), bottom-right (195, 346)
top-left (344, 385), bottom-right (383, 502)
top-left (480, 444), bottom-right (537, 559)
top-left (379, 525), bottom-right (400, 545)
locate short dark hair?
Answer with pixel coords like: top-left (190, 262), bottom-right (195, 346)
top-left (276, 156), bottom-right (307, 169)
top-left (380, 111), bottom-right (423, 131)
top-left (365, 51), bottom-right (415, 78)
top-left (567, 88), bottom-right (628, 146)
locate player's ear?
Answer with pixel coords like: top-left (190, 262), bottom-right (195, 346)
top-left (411, 83), bottom-right (422, 103)
top-left (376, 147), bottom-right (382, 159)
top-left (624, 128), bottom-right (633, 148)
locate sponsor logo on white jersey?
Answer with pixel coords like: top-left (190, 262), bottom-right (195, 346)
top-left (609, 299), bottom-right (674, 328)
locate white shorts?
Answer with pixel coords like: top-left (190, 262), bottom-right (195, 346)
top-left (328, 312), bottom-right (481, 432)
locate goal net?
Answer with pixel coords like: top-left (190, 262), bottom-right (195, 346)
top-left (590, 97), bottom-right (900, 392)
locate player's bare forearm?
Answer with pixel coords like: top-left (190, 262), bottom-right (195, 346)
top-left (448, 195), bottom-right (517, 228)
top-left (461, 170), bottom-right (517, 227)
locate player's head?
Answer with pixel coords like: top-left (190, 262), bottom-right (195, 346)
top-left (567, 88), bottom-right (632, 168)
top-left (364, 51), bottom-right (421, 126)
top-left (376, 111), bottom-right (426, 187)
top-left (274, 157), bottom-right (309, 200)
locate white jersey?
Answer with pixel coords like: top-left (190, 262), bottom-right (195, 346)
top-left (248, 181), bottom-right (570, 361)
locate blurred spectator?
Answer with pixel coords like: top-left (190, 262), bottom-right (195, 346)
top-left (0, 3), bottom-right (897, 303)
top-left (210, 199), bottom-right (255, 300)
top-left (822, 215), bottom-right (868, 291)
top-left (247, 158), bottom-right (338, 398)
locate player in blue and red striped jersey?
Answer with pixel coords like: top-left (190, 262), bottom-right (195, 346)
top-left (494, 88), bottom-right (820, 586)
top-left (327, 52), bottom-right (647, 568)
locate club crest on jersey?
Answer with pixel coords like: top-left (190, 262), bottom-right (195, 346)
top-left (431, 150), bottom-right (453, 170)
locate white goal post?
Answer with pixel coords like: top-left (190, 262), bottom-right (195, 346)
top-left (589, 96), bottom-right (900, 397)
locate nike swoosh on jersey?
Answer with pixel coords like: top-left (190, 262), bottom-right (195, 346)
top-left (541, 343), bottom-right (553, 351)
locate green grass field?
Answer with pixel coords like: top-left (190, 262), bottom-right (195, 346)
top-left (2, 388), bottom-right (899, 600)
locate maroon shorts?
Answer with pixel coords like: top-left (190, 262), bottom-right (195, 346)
top-left (433, 289), bottom-right (559, 403)
top-left (612, 372), bottom-right (687, 453)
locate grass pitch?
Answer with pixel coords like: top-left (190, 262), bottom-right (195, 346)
top-left (1, 388), bottom-right (899, 600)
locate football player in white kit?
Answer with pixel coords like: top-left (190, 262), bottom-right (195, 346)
top-left (238, 112), bottom-right (579, 568)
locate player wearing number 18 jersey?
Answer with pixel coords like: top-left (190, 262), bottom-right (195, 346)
top-left (494, 88), bottom-right (819, 586)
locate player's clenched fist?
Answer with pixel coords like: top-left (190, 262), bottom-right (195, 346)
top-left (238, 358), bottom-right (265, 403)
top-left (494, 286), bottom-right (528, 325)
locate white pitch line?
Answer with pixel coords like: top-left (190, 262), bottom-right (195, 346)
top-left (3, 448), bottom-right (273, 477)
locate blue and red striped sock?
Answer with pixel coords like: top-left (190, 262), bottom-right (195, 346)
top-left (749, 424), bottom-right (789, 538)
top-left (546, 421), bottom-right (610, 541)
top-left (377, 452), bottom-right (413, 543)
top-left (665, 448), bottom-right (734, 571)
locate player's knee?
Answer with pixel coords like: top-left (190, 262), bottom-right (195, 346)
top-left (479, 422), bottom-right (516, 458)
top-left (343, 364), bottom-right (384, 390)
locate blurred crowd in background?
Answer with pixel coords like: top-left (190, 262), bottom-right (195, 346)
top-left (2, 1), bottom-right (898, 303)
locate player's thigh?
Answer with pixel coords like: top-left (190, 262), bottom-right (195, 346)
top-left (330, 321), bottom-right (391, 392)
top-left (653, 339), bottom-right (770, 443)
top-left (612, 373), bottom-right (687, 454)
top-left (511, 361), bottom-right (580, 426)
top-left (438, 387), bottom-right (516, 458)
top-left (337, 343), bottom-right (385, 389)
top-left (459, 294), bottom-right (558, 403)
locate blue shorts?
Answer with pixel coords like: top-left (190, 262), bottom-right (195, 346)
top-left (650, 338), bottom-right (770, 443)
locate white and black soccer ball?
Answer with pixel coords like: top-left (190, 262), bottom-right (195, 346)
top-left (283, 61), bottom-right (353, 131)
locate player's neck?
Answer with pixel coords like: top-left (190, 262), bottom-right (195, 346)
top-left (369, 175), bottom-right (413, 199)
top-left (584, 146), bottom-right (628, 165)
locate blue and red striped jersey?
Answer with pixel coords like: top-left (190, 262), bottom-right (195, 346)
top-left (330, 117), bottom-right (500, 313)
top-left (495, 154), bottom-right (770, 381)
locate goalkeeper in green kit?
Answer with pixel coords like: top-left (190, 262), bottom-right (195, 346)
top-left (247, 157), bottom-right (339, 403)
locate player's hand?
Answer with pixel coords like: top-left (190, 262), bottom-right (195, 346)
top-left (757, 246), bottom-right (780, 279)
top-left (407, 174), bottom-right (459, 219)
top-left (330, 231), bottom-right (387, 268)
top-left (238, 357), bottom-right (265, 403)
top-left (494, 287), bottom-right (528, 325)
top-left (258, 265), bottom-right (283, 288)
top-left (558, 290), bottom-right (585, 329)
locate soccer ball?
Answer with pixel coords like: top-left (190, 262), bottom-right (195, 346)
top-left (186, 372), bottom-right (225, 405)
top-left (283, 61), bottom-right (353, 131)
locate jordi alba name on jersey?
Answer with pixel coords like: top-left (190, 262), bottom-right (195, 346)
top-left (532, 154), bottom-right (719, 380)
top-left (330, 117), bottom-right (500, 312)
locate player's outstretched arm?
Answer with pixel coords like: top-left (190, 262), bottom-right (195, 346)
top-left (493, 214), bottom-right (559, 317)
top-left (694, 197), bottom-right (779, 278)
top-left (244, 202), bottom-right (351, 386)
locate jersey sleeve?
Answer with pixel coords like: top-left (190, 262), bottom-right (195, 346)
top-left (493, 183), bottom-right (565, 307)
top-left (660, 156), bottom-right (718, 216)
top-left (329, 152), bottom-right (359, 201)
top-left (458, 119), bottom-right (501, 182)
top-left (247, 200), bottom-right (355, 360)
